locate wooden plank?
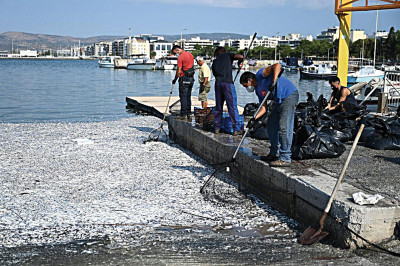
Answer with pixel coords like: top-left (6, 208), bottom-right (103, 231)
top-left (126, 96), bottom-right (243, 118)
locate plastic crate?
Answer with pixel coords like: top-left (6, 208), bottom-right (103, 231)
top-left (221, 114), bottom-right (244, 134)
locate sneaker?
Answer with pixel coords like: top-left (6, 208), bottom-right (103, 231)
top-left (269, 160), bottom-right (291, 167)
top-left (260, 154), bottom-right (279, 162)
top-left (186, 115), bottom-right (192, 122)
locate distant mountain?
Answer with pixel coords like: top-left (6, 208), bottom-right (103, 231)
top-left (0, 31), bottom-right (249, 51)
top-left (0, 31), bottom-right (126, 51)
top-left (161, 33), bottom-right (250, 42)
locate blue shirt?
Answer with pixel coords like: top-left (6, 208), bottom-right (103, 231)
top-left (255, 68), bottom-right (298, 104)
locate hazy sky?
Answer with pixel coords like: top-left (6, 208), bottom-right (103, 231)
top-left (0, 0), bottom-right (399, 37)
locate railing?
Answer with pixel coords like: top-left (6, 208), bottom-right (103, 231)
top-left (381, 71), bottom-right (400, 115)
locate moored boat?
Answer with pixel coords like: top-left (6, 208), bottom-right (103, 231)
top-left (300, 63), bottom-right (338, 80)
top-left (155, 56), bottom-right (178, 70)
top-left (127, 58), bottom-right (156, 70)
top-left (98, 56), bottom-right (120, 68)
top-left (347, 65), bottom-right (384, 85)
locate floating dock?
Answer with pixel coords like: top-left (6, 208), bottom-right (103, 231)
top-left (126, 96), bottom-right (400, 249)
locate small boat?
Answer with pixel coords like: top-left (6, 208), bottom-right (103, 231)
top-left (114, 58), bottom-right (130, 69)
top-left (127, 58), bottom-right (156, 70)
top-left (347, 65), bottom-right (384, 84)
top-left (282, 57), bottom-right (300, 71)
top-left (351, 70), bottom-right (400, 113)
top-left (98, 56), bottom-right (120, 68)
top-left (155, 56), bottom-right (178, 70)
top-left (300, 63), bottom-right (338, 80)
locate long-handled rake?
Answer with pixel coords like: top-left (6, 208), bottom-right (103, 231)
top-left (144, 83), bottom-right (175, 144)
top-left (200, 68), bottom-right (284, 193)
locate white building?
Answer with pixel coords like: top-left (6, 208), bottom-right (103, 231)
top-left (112, 39), bottom-right (124, 56)
top-left (374, 30), bottom-right (389, 39)
top-left (20, 50), bottom-right (37, 57)
top-left (180, 37), bottom-right (213, 52)
top-left (316, 26), bottom-right (340, 42)
top-left (124, 37), bottom-right (150, 58)
top-left (134, 34), bottom-right (164, 42)
top-left (213, 39), bottom-right (235, 47)
top-left (150, 41), bottom-right (173, 59)
top-left (56, 49), bottom-right (71, 57)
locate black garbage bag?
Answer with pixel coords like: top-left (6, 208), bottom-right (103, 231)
top-left (320, 127), bottom-right (354, 143)
top-left (249, 126), bottom-right (269, 140)
top-left (244, 103), bottom-right (260, 117)
top-left (365, 116), bottom-right (400, 150)
top-left (292, 125), bottom-right (346, 160)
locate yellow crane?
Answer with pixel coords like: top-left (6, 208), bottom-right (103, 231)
top-left (335, 0), bottom-right (400, 86)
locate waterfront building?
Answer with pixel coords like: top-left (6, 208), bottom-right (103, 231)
top-left (370, 30), bottom-right (389, 39)
top-left (150, 41), bottom-right (173, 59)
top-left (134, 34), bottom-right (164, 42)
top-left (213, 39), bottom-right (235, 47)
top-left (56, 49), bottom-right (71, 57)
top-left (179, 37), bottom-right (213, 52)
top-left (124, 37), bottom-right (150, 58)
top-left (316, 26), bottom-right (340, 42)
top-left (19, 50), bottom-right (38, 57)
top-left (112, 40), bottom-right (124, 56)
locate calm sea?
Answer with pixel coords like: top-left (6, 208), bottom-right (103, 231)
top-left (0, 59), bottom-right (331, 123)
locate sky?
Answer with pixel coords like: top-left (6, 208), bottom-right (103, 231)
top-left (0, 0), bottom-right (399, 38)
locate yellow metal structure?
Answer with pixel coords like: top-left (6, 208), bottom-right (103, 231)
top-left (335, 0), bottom-right (400, 13)
top-left (335, 0), bottom-right (400, 86)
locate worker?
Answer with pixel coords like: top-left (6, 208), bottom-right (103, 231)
top-left (212, 46), bottom-right (243, 135)
top-left (326, 76), bottom-right (358, 112)
top-left (196, 57), bottom-right (211, 109)
top-left (240, 63), bottom-right (299, 167)
top-left (172, 45), bottom-right (195, 121)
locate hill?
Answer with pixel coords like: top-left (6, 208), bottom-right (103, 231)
top-left (0, 31), bottom-right (249, 51)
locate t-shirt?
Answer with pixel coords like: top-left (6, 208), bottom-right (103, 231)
top-left (255, 68), bottom-right (298, 104)
top-left (211, 53), bottom-right (235, 83)
top-left (198, 63), bottom-right (211, 84)
top-left (333, 86), bottom-right (357, 105)
top-left (177, 51), bottom-right (194, 77)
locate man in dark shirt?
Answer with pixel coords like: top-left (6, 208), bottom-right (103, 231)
top-left (211, 47), bottom-right (244, 135)
top-left (326, 76), bottom-right (358, 112)
top-left (172, 45), bottom-right (195, 120)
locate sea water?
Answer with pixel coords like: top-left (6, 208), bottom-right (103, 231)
top-left (0, 59), bottom-right (331, 123)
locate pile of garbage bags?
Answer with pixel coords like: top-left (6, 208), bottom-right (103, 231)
top-left (245, 94), bottom-right (399, 159)
top-left (360, 112), bottom-right (400, 150)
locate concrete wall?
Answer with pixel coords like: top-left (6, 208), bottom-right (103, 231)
top-left (168, 118), bottom-right (400, 248)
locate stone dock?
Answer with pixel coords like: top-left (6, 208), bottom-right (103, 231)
top-left (126, 97), bottom-right (400, 249)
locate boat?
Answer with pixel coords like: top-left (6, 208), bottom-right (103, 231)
top-left (98, 56), bottom-right (120, 68)
top-left (155, 56), bottom-right (178, 70)
top-left (114, 58), bottom-right (130, 69)
top-left (351, 70), bottom-right (400, 113)
top-left (347, 65), bottom-right (385, 84)
top-left (127, 58), bottom-right (156, 70)
top-left (300, 63), bottom-right (339, 80)
top-left (282, 57), bottom-right (300, 71)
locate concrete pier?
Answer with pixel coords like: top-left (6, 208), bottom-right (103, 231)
top-left (167, 118), bottom-right (400, 248)
top-left (126, 97), bottom-right (400, 249)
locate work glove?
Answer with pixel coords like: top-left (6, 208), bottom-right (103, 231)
top-left (268, 83), bottom-right (275, 92)
top-left (172, 79), bottom-right (177, 85)
top-left (247, 117), bottom-right (256, 129)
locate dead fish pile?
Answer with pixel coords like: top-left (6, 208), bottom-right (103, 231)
top-left (0, 116), bottom-right (297, 248)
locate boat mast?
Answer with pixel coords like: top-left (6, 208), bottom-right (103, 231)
top-left (373, 2), bottom-right (379, 67)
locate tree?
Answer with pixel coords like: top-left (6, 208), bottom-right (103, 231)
top-left (150, 51), bottom-right (157, 59)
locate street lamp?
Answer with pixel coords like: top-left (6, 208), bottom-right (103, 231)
top-left (274, 32), bottom-right (279, 62)
top-left (180, 28), bottom-right (187, 47)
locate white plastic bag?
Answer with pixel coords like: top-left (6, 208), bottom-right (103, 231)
top-left (352, 192), bottom-right (384, 205)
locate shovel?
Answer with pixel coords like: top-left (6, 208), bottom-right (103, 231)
top-left (298, 124), bottom-right (365, 245)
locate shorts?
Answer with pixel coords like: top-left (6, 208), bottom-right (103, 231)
top-left (198, 83), bottom-right (211, 102)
